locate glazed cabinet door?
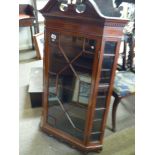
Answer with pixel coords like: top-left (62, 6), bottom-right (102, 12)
top-left (45, 30), bottom-right (100, 142)
top-left (89, 38), bottom-right (121, 143)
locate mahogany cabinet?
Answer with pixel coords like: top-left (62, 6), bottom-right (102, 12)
top-left (40, 0), bottom-right (128, 152)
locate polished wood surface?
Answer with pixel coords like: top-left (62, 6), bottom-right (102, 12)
top-left (19, 4), bottom-right (35, 27)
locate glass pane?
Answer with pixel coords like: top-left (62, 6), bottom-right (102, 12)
top-left (72, 80), bottom-right (91, 105)
top-left (104, 41), bottom-right (117, 54)
top-left (47, 32), bottom-right (96, 141)
top-left (97, 85), bottom-right (109, 97)
top-left (99, 69), bottom-right (111, 84)
top-left (90, 41), bottom-right (117, 142)
top-left (102, 56), bottom-right (115, 69)
top-left (92, 120), bottom-right (102, 132)
top-left (94, 109), bottom-right (105, 120)
top-left (90, 133), bottom-right (101, 141)
top-left (96, 96), bottom-right (106, 108)
top-left (47, 100), bottom-right (84, 140)
top-left (100, 69), bottom-right (111, 78)
top-left (72, 55), bottom-right (93, 75)
top-left (60, 35), bottom-right (84, 61)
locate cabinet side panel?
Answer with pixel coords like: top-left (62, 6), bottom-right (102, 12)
top-left (87, 36), bottom-right (123, 144)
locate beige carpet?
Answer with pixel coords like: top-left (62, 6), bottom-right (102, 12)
top-left (19, 51), bottom-right (135, 155)
top-left (99, 127), bottom-right (135, 155)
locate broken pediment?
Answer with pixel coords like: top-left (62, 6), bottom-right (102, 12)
top-left (40, 0), bottom-right (125, 22)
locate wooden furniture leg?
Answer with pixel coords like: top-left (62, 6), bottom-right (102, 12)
top-left (112, 95), bottom-right (121, 132)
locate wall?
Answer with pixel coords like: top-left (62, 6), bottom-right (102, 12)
top-left (19, 0), bottom-right (48, 50)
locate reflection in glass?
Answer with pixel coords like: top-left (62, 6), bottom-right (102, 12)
top-left (72, 75), bottom-right (91, 105)
top-left (104, 41), bottom-right (117, 54)
top-left (90, 133), bottom-right (101, 141)
top-left (100, 69), bottom-right (111, 84)
top-left (98, 85), bottom-right (109, 96)
top-left (96, 96), bottom-right (106, 108)
top-left (102, 56), bottom-right (115, 69)
top-left (47, 33), bottom-right (96, 141)
top-left (92, 120), bottom-right (102, 132)
top-left (94, 109), bottom-right (105, 120)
